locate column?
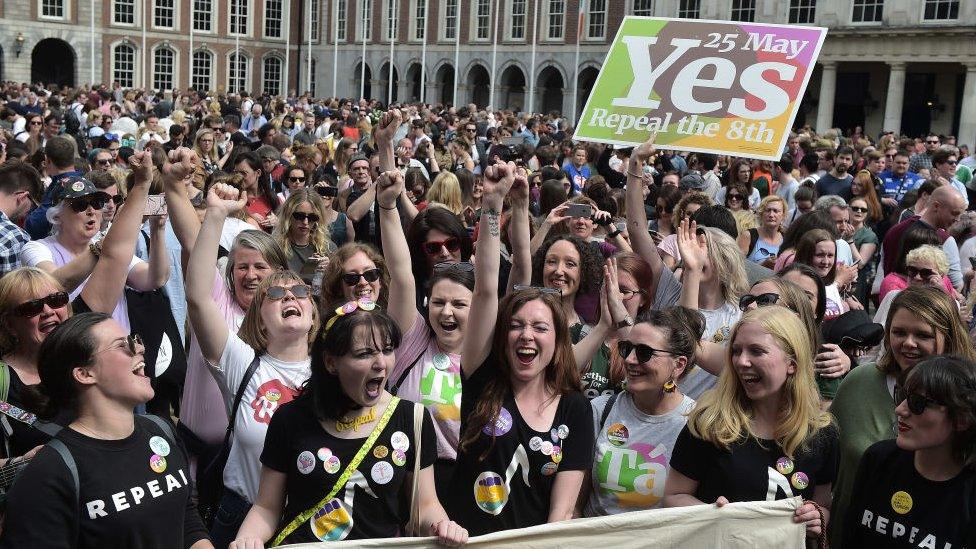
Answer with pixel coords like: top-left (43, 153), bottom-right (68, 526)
top-left (959, 63), bottom-right (976, 148)
top-left (882, 62), bottom-right (906, 135)
top-left (815, 61), bottom-right (837, 132)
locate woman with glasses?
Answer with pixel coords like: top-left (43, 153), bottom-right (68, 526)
top-left (186, 183), bottom-right (318, 547)
top-left (722, 181), bottom-right (758, 235)
top-left (876, 244), bottom-right (956, 325)
top-left (277, 166), bottom-right (307, 204)
top-left (319, 242), bottom-right (390, 310)
top-left (649, 185), bottom-right (681, 240)
top-left (829, 286), bottom-right (976, 546)
top-left (0, 313), bottom-right (212, 548)
top-left (878, 225), bottom-right (945, 303)
top-left (405, 207), bottom-right (473, 309)
top-left (193, 129), bottom-right (227, 175)
top-left (273, 190), bottom-right (336, 285)
top-left (715, 158), bottom-right (762, 210)
top-left (841, 355), bottom-right (976, 548)
top-left (579, 306), bottom-right (703, 516)
top-left (850, 195), bottom-right (881, 305)
top-left (742, 195), bottom-right (786, 268)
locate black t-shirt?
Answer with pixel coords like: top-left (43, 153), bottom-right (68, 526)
top-left (261, 395), bottom-right (436, 545)
top-left (0, 365), bottom-right (74, 458)
top-left (0, 415), bottom-right (208, 549)
top-left (841, 439), bottom-right (976, 548)
top-left (448, 358), bottom-right (594, 536)
top-left (669, 423), bottom-right (838, 504)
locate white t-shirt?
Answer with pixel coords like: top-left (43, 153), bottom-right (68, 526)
top-left (211, 332), bottom-right (311, 502)
top-left (677, 302), bottom-right (741, 400)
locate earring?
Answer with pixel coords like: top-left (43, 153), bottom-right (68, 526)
top-left (663, 378), bottom-right (676, 393)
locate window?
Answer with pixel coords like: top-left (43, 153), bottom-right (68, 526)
top-left (229, 0), bottom-right (248, 35)
top-left (153, 47), bottom-right (175, 91)
top-left (443, 0), bottom-right (458, 40)
top-left (730, 0), bottom-right (755, 21)
top-left (923, 0), bottom-right (958, 20)
top-left (154, 0), bottom-right (175, 28)
top-left (228, 53), bottom-right (249, 93)
top-left (385, 0), bottom-right (398, 40)
top-left (263, 56), bottom-right (283, 96)
top-left (474, 0), bottom-right (491, 40)
top-left (547, 0), bottom-right (565, 39)
top-left (587, 0), bottom-right (607, 39)
top-left (265, 0), bottom-right (283, 38)
top-left (677, 0), bottom-right (700, 18)
top-left (113, 44), bottom-right (136, 88)
top-left (359, 0), bottom-right (372, 41)
top-left (852, 0), bottom-right (883, 22)
top-left (192, 50), bottom-right (213, 91)
top-left (510, 0), bottom-right (526, 39)
top-left (114, 0), bottom-right (135, 24)
top-left (193, 0), bottom-right (213, 32)
top-left (311, 0), bottom-right (320, 41)
top-left (40, 0), bottom-right (65, 18)
top-left (788, 0), bottom-right (816, 23)
top-left (336, 0), bottom-right (347, 41)
top-left (414, 0), bottom-right (426, 40)
top-left (633, 0), bottom-right (653, 15)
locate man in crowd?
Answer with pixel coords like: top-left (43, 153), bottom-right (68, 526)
top-left (816, 145), bottom-right (854, 201)
top-left (910, 132), bottom-right (941, 173)
top-left (25, 136), bottom-right (83, 239)
top-left (878, 149), bottom-right (922, 207)
top-left (241, 104), bottom-right (267, 143)
top-left (0, 161), bottom-right (43, 276)
top-left (931, 147), bottom-right (968, 207)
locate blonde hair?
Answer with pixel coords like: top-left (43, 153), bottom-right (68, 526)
top-left (272, 190), bottom-right (333, 259)
top-left (758, 195), bottom-right (787, 218)
top-left (906, 244), bottom-right (949, 276)
top-left (426, 171), bottom-right (464, 215)
top-left (238, 271), bottom-right (320, 353)
top-left (703, 227), bottom-right (748, 304)
top-left (193, 129), bottom-right (219, 163)
top-left (0, 268), bottom-right (71, 354)
top-left (687, 306), bottom-right (833, 458)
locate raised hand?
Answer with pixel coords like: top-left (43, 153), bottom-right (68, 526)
top-left (545, 203), bottom-right (571, 226)
top-left (127, 150), bottom-right (154, 187)
top-left (509, 167), bottom-right (530, 208)
top-left (164, 147), bottom-right (199, 182)
top-left (376, 169), bottom-right (405, 208)
top-left (482, 161), bottom-right (517, 207)
top-left (373, 109), bottom-right (402, 146)
top-left (676, 218), bottom-right (706, 273)
top-left (207, 182), bottom-right (248, 217)
top-left (631, 134), bottom-right (658, 165)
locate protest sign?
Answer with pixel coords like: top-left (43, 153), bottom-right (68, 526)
top-left (284, 497), bottom-right (806, 548)
top-left (576, 17), bottom-right (827, 160)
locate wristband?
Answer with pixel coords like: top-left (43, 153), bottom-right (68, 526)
top-left (378, 202), bottom-right (398, 210)
top-left (607, 229), bottom-right (622, 239)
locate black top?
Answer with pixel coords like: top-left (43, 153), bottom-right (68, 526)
top-left (841, 439), bottom-right (976, 548)
top-left (448, 357), bottom-right (594, 536)
top-left (0, 415), bottom-right (209, 549)
top-left (0, 364), bottom-right (73, 458)
top-left (670, 423), bottom-right (839, 504)
top-left (261, 395), bottom-right (436, 544)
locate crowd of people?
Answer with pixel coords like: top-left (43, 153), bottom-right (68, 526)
top-left (0, 82), bottom-right (974, 549)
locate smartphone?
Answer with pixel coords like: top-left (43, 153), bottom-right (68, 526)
top-left (566, 203), bottom-right (593, 218)
top-left (648, 229), bottom-right (661, 238)
top-left (300, 258), bottom-right (320, 276)
top-left (852, 259), bottom-right (861, 267)
top-left (316, 185), bottom-right (338, 198)
top-left (615, 221), bottom-right (627, 233)
top-left (144, 194), bottom-right (167, 216)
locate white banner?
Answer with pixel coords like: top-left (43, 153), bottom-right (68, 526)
top-left (284, 497), bottom-right (806, 549)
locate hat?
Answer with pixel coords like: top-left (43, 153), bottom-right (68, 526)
top-left (679, 173), bottom-right (707, 191)
top-left (53, 176), bottom-right (109, 204)
top-left (346, 153), bottom-right (370, 171)
top-left (255, 145), bottom-right (280, 161)
top-left (822, 310), bottom-right (884, 349)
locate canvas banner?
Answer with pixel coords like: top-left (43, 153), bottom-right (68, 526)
top-left (283, 497), bottom-right (806, 548)
top-left (575, 17), bottom-right (827, 160)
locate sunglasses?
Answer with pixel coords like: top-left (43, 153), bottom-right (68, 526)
top-left (926, 140), bottom-right (940, 144)
top-left (289, 176), bottom-right (307, 183)
top-left (94, 333), bottom-right (144, 358)
top-left (29, 121), bottom-right (43, 126)
top-left (727, 194), bottom-right (743, 201)
top-left (895, 388), bottom-right (943, 415)
top-left (316, 186), bottom-right (338, 198)
top-left (291, 211), bottom-right (320, 223)
top-left (96, 159), bottom-right (112, 166)
top-left (617, 340), bottom-right (674, 363)
top-left (11, 291), bottom-right (70, 317)
top-left (906, 266), bottom-right (938, 280)
top-left (342, 268), bottom-right (381, 286)
top-left (68, 195), bottom-right (108, 212)
top-left (423, 237), bottom-right (461, 256)
top-left (738, 292), bottom-right (779, 311)
top-left (512, 284), bottom-right (561, 296)
top-left (433, 261), bottom-right (475, 274)
top-left (850, 206), bottom-right (868, 213)
top-left (266, 285), bottom-right (312, 300)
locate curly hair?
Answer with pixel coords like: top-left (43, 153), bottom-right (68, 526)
top-left (531, 234), bottom-right (604, 298)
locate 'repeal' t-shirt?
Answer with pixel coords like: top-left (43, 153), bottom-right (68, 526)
top-left (448, 357), bottom-right (595, 536)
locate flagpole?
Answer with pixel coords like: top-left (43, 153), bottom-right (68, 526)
top-left (90, 0), bottom-right (95, 85)
top-left (488, 0), bottom-right (499, 109)
top-left (571, 0), bottom-right (583, 122)
top-left (307, 0), bottom-right (313, 94)
top-left (388, 0), bottom-right (396, 103)
top-left (141, 0), bottom-right (147, 88)
top-left (284, 0), bottom-right (291, 96)
top-left (361, 0), bottom-right (367, 99)
top-left (234, 0), bottom-right (240, 93)
top-left (452, 8), bottom-right (459, 104)
top-left (189, 6), bottom-right (194, 89)
top-left (333, 0), bottom-right (339, 98)
top-left (420, 0), bottom-right (428, 103)
top-left (527, 0), bottom-right (539, 113)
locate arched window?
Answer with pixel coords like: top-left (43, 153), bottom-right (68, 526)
top-left (228, 52), bottom-right (249, 93)
top-left (263, 56), bottom-right (283, 96)
top-left (153, 46), bottom-right (175, 91)
top-left (113, 43), bottom-right (136, 88)
top-left (192, 50), bottom-right (214, 91)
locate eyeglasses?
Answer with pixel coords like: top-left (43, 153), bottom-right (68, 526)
top-left (29, 121), bottom-right (42, 126)
top-left (617, 340), bottom-right (674, 363)
top-left (512, 285), bottom-right (561, 296)
top-left (210, 127), bottom-right (224, 133)
top-left (423, 237), bottom-right (461, 256)
top-left (109, 194), bottom-right (124, 206)
top-left (94, 333), bottom-right (144, 358)
top-left (199, 139), bottom-right (214, 143)
top-left (342, 268), bottom-right (381, 286)
top-left (323, 297), bottom-right (377, 334)
top-left (619, 288), bottom-right (645, 299)
top-left (465, 128), bottom-right (477, 132)
top-left (433, 261), bottom-right (475, 274)
top-left (289, 176), bottom-right (307, 183)
top-left (926, 140), bottom-right (940, 145)
top-left (265, 284), bottom-right (312, 300)
top-left (96, 159), bottom-right (112, 166)
top-left (906, 266), bottom-right (939, 280)
top-left (68, 195), bottom-right (109, 212)
top-left (850, 206), bottom-right (869, 213)
top-left (726, 194), bottom-right (743, 201)
top-left (945, 160), bottom-right (958, 166)
top-left (738, 292), bottom-right (779, 311)
top-left (291, 211), bottom-right (320, 223)
top-left (895, 387), bottom-right (943, 415)
top-left (11, 291), bottom-right (70, 317)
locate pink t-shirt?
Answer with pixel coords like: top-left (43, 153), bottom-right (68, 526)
top-left (879, 272), bottom-right (954, 301)
top-left (389, 317), bottom-right (462, 460)
top-left (657, 234), bottom-right (680, 261)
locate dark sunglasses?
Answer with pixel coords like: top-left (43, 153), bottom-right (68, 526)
top-left (895, 388), bottom-right (943, 415)
top-left (316, 186), bottom-right (338, 198)
top-left (906, 266), bottom-right (938, 280)
top-left (738, 292), bottom-right (779, 311)
top-left (96, 159), bottom-right (112, 166)
top-left (850, 206), bottom-right (868, 214)
top-left (423, 237), bottom-right (461, 256)
top-left (11, 291), bottom-right (70, 317)
top-left (266, 285), bottom-right (312, 300)
top-left (289, 176), bottom-right (307, 183)
top-left (433, 261), bottom-right (475, 274)
top-left (617, 340), bottom-right (674, 363)
top-left (726, 194), bottom-right (743, 201)
top-left (69, 195), bottom-right (108, 212)
top-left (291, 211), bottom-right (320, 223)
top-left (342, 268), bottom-right (381, 286)
top-left (926, 140), bottom-right (940, 144)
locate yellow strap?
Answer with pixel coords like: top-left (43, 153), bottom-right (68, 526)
top-left (270, 396), bottom-right (401, 547)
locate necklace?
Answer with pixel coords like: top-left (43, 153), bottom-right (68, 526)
top-left (335, 407), bottom-right (376, 432)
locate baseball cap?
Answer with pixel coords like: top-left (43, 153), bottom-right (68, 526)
top-left (346, 154), bottom-right (370, 171)
top-left (679, 173), bottom-right (707, 191)
top-left (53, 176), bottom-right (110, 204)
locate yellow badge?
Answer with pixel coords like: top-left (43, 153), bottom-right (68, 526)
top-left (373, 445), bottom-right (389, 459)
top-left (890, 491), bottom-right (913, 515)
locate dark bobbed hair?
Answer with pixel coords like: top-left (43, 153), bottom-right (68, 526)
top-left (902, 355), bottom-right (976, 469)
top-left (32, 312), bottom-right (112, 420)
top-left (777, 262), bottom-right (828, 323)
top-left (892, 223), bottom-right (941, 276)
top-left (626, 306), bottom-right (705, 384)
top-left (531, 234), bottom-right (604, 297)
top-left (782, 209), bottom-right (837, 251)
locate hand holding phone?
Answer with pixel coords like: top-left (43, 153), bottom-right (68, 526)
top-left (144, 195), bottom-right (167, 216)
top-left (566, 203), bottom-right (592, 218)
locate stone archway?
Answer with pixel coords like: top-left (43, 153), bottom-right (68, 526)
top-left (500, 65), bottom-right (526, 112)
top-left (378, 62), bottom-right (399, 105)
top-left (538, 66), bottom-right (564, 115)
top-left (436, 64), bottom-right (455, 104)
top-left (32, 38), bottom-right (75, 87)
top-left (353, 61), bottom-right (372, 100)
top-left (576, 66), bottom-right (599, 121)
top-left (405, 63), bottom-right (423, 102)
top-left (466, 65), bottom-right (490, 108)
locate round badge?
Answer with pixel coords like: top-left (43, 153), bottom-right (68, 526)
top-left (373, 445), bottom-right (389, 459)
top-left (540, 441), bottom-right (554, 456)
top-left (371, 461), bottom-right (395, 485)
top-left (606, 423), bottom-right (630, 447)
top-left (390, 431), bottom-right (410, 452)
top-left (357, 298), bottom-right (376, 311)
top-left (149, 436), bottom-right (171, 457)
top-left (324, 455), bottom-right (341, 474)
top-left (482, 407), bottom-right (513, 437)
top-left (551, 445), bottom-right (563, 463)
top-left (71, 181), bottom-right (85, 192)
top-left (297, 450), bottom-right (316, 475)
top-left (557, 424), bottom-right (569, 440)
top-left (317, 447), bottom-right (333, 461)
top-left (149, 454), bottom-right (167, 474)
top-left (432, 353), bottom-right (451, 371)
top-left (541, 462), bottom-right (558, 476)
top-left (891, 491), bottom-right (913, 515)
top-left (790, 472), bottom-right (809, 491)
top-left (529, 436), bottom-right (543, 452)
top-left (474, 472), bottom-right (508, 515)
top-left (340, 301), bottom-right (358, 314)
top-left (392, 449), bottom-right (407, 467)
top-left (775, 457), bottom-right (794, 476)
top-left (550, 428), bottom-right (560, 443)
top-left (265, 388), bottom-right (281, 402)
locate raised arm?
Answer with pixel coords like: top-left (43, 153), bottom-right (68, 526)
top-left (529, 202), bottom-right (570, 256)
top-left (625, 137), bottom-right (665, 297)
top-left (186, 182), bottom-right (248, 364)
top-left (376, 170), bottom-right (418, 333)
top-left (373, 109), bottom-right (400, 173)
top-left (460, 162), bottom-right (516, 377)
top-left (573, 259), bottom-right (630, 369)
top-left (162, 148), bottom-right (203, 256)
top-left (676, 219), bottom-right (704, 310)
top-left (506, 168), bottom-right (532, 292)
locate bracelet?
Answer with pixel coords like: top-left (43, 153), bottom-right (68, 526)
top-left (378, 202), bottom-right (397, 210)
top-left (627, 170), bottom-right (643, 179)
top-left (803, 499), bottom-right (828, 546)
top-left (607, 229), bottom-right (622, 239)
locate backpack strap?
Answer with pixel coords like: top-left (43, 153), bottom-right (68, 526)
top-left (598, 393), bottom-right (619, 430)
top-left (389, 351), bottom-right (426, 395)
top-left (47, 438), bottom-right (80, 509)
top-left (142, 414), bottom-right (177, 442)
top-left (0, 361), bottom-right (9, 403)
top-left (747, 228), bottom-right (760, 257)
top-left (224, 355), bottom-right (262, 445)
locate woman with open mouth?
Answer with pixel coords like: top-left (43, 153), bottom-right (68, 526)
top-left (2, 313), bottom-right (211, 548)
top-left (664, 306), bottom-right (837, 545)
top-left (841, 355), bottom-right (976, 548)
top-left (186, 182), bottom-right (318, 548)
top-left (828, 286), bottom-right (976, 546)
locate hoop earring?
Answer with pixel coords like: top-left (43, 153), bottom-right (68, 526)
top-left (663, 378), bottom-right (676, 393)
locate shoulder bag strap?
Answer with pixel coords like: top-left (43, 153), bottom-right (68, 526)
top-left (407, 402), bottom-right (424, 535)
top-left (389, 351), bottom-right (426, 395)
top-left (142, 414), bottom-right (177, 442)
top-left (599, 393), bottom-right (619, 430)
top-left (271, 396), bottom-right (402, 547)
top-left (224, 355), bottom-right (262, 444)
top-left (47, 438), bottom-right (80, 509)
top-left (0, 361), bottom-right (9, 403)
top-left (0, 400), bottom-right (63, 438)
